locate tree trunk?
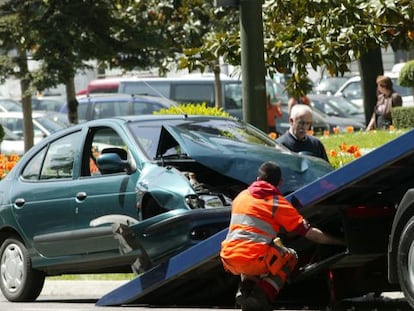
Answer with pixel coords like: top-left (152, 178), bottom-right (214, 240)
top-left (17, 48), bottom-right (34, 153)
top-left (359, 47), bottom-right (383, 125)
top-left (213, 58), bottom-right (223, 109)
top-left (66, 75), bottom-right (79, 124)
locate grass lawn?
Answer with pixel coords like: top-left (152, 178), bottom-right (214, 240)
top-left (47, 273), bottom-right (134, 281)
top-left (320, 128), bottom-right (409, 169)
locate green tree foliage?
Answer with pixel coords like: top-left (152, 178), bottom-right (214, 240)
top-left (398, 60), bottom-right (414, 105)
top-left (0, 0), bottom-right (188, 129)
top-left (0, 0), bottom-right (413, 147)
top-left (177, 0), bottom-right (414, 99)
top-left (398, 60), bottom-right (414, 87)
top-left (0, 1), bottom-right (40, 151)
top-left (31, 0), bottom-right (141, 124)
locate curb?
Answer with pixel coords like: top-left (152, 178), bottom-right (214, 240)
top-left (40, 280), bottom-right (128, 298)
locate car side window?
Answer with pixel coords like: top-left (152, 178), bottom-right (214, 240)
top-left (224, 83), bottom-right (243, 109)
top-left (78, 103), bottom-right (89, 120)
top-left (40, 133), bottom-right (80, 179)
top-left (133, 102), bottom-right (161, 115)
top-left (21, 148), bottom-right (47, 180)
top-left (171, 84), bottom-right (215, 107)
top-left (85, 127), bottom-right (129, 176)
top-left (21, 132), bottom-right (80, 181)
top-left (93, 102), bottom-right (116, 119)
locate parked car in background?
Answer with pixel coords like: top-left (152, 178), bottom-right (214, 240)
top-left (118, 73), bottom-right (292, 129)
top-left (0, 115), bottom-right (333, 302)
top-left (313, 76), bottom-right (352, 95)
top-left (0, 111), bottom-right (69, 155)
top-left (335, 73), bottom-right (414, 107)
top-left (0, 126), bottom-right (25, 155)
top-left (60, 93), bottom-right (176, 121)
top-left (0, 97), bottom-right (22, 112)
top-left (308, 94), bottom-right (366, 124)
top-left (276, 100), bottom-right (365, 135)
top-left (76, 76), bottom-right (126, 95)
top-left (31, 96), bottom-right (66, 112)
top-left (0, 111), bottom-right (68, 142)
top-left (311, 104), bottom-right (366, 132)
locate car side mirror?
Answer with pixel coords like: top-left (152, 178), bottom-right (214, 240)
top-left (96, 153), bottom-right (134, 175)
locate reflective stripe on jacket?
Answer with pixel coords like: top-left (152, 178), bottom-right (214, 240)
top-left (220, 186), bottom-right (306, 264)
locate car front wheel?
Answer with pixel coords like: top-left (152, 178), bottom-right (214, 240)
top-left (0, 237), bottom-right (45, 302)
top-left (397, 216), bottom-right (414, 309)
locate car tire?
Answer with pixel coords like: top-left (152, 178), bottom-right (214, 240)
top-left (397, 216), bottom-right (414, 308)
top-left (0, 237), bottom-right (45, 302)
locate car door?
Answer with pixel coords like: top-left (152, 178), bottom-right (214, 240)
top-left (65, 125), bottom-right (140, 256)
top-left (10, 126), bottom-right (140, 261)
top-left (10, 130), bottom-right (84, 258)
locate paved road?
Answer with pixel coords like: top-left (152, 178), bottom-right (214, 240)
top-left (0, 279), bottom-right (412, 311)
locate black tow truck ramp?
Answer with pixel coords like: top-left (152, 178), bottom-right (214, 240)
top-left (97, 129), bottom-right (414, 307)
top-left (96, 228), bottom-right (237, 306)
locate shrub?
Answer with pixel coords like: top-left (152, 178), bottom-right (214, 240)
top-left (398, 60), bottom-right (414, 88)
top-left (392, 106), bottom-right (414, 129)
top-left (154, 102), bottom-right (232, 117)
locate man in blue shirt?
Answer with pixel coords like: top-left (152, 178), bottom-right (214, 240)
top-left (276, 104), bottom-right (330, 163)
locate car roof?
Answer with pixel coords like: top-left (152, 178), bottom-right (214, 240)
top-left (50, 114), bottom-right (234, 130)
top-left (0, 111), bottom-right (50, 118)
top-left (76, 93), bottom-right (176, 106)
top-left (117, 73), bottom-right (241, 83)
top-left (20, 115), bottom-right (249, 157)
top-left (308, 93), bottom-right (346, 100)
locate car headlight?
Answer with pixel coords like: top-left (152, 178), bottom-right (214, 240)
top-left (185, 193), bottom-right (232, 209)
top-left (185, 194), bottom-right (204, 209)
top-left (199, 194), bottom-right (228, 208)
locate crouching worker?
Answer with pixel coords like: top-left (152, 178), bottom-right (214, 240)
top-left (220, 161), bottom-right (344, 311)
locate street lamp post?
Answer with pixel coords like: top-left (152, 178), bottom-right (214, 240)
top-left (239, 0), bottom-right (267, 132)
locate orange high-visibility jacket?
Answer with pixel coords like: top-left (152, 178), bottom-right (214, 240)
top-left (220, 182), bottom-right (308, 270)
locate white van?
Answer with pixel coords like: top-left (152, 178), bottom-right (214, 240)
top-left (117, 74), bottom-right (242, 117)
top-left (117, 73), bottom-right (282, 122)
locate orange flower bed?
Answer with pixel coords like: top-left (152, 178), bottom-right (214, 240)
top-left (0, 154), bottom-right (20, 178)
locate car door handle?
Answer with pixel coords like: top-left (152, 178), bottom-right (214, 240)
top-left (14, 198), bottom-right (25, 208)
top-left (76, 192), bottom-right (87, 202)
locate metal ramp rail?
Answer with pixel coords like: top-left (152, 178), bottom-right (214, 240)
top-left (96, 228), bottom-right (236, 306)
top-left (97, 129), bottom-right (414, 307)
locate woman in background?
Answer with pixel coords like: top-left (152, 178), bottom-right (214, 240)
top-left (366, 75), bottom-right (402, 131)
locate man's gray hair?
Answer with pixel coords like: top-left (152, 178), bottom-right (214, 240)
top-left (290, 103), bottom-right (313, 119)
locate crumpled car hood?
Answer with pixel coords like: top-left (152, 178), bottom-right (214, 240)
top-left (158, 125), bottom-right (333, 194)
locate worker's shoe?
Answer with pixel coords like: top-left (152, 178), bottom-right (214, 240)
top-left (235, 279), bottom-right (255, 307)
top-left (239, 285), bottom-right (273, 311)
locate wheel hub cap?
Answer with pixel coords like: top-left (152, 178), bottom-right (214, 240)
top-left (1, 243), bottom-right (24, 292)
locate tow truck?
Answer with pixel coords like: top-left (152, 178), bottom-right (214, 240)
top-left (97, 129), bottom-right (414, 309)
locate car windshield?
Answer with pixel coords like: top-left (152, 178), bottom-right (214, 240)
top-left (128, 118), bottom-right (283, 159)
top-left (0, 99), bottom-right (22, 112)
top-left (326, 97), bottom-right (363, 115)
top-left (314, 77), bottom-right (349, 94)
top-left (35, 116), bottom-right (66, 133)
